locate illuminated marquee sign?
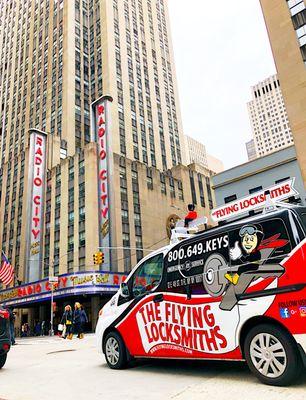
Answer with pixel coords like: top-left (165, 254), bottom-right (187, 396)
top-left (211, 178), bottom-right (298, 222)
top-left (91, 96), bottom-right (113, 269)
top-left (0, 271), bottom-right (126, 306)
top-left (26, 129), bottom-right (47, 282)
top-left (0, 271), bottom-right (127, 307)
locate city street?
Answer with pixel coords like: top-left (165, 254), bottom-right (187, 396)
top-left (0, 335), bottom-right (305, 400)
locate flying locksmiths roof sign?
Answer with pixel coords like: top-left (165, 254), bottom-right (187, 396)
top-left (211, 178), bottom-right (298, 223)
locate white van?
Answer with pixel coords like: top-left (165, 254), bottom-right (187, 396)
top-left (96, 205), bottom-right (306, 386)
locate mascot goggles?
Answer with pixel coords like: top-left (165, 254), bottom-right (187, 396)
top-left (239, 226), bottom-right (263, 237)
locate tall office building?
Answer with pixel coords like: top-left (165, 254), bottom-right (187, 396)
top-left (260, 0), bottom-right (306, 186)
top-left (0, 1), bottom-right (214, 327)
top-left (186, 135), bottom-right (224, 174)
top-left (186, 135), bottom-right (208, 167)
top-left (245, 139), bottom-right (257, 161)
top-left (247, 74), bottom-right (293, 158)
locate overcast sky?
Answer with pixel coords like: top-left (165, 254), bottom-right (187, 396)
top-left (168, 0), bottom-right (276, 169)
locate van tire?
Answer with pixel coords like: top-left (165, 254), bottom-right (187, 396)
top-left (244, 323), bottom-right (301, 386)
top-left (0, 353), bottom-right (7, 369)
top-left (104, 331), bottom-right (128, 369)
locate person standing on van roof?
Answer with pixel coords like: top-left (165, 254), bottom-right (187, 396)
top-left (184, 204), bottom-right (198, 227)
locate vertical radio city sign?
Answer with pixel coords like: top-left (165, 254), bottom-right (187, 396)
top-left (26, 129), bottom-right (47, 283)
top-left (91, 96), bottom-right (114, 270)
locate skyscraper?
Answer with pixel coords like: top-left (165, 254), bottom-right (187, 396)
top-left (186, 135), bottom-right (224, 174)
top-left (247, 74), bottom-right (293, 158)
top-left (0, 1), bottom-right (214, 325)
top-left (260, 0), bottom-right (306, 185)
top-left (245, 139), bottom-right (257, 161)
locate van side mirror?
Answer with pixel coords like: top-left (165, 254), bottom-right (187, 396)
top-left (120, 282), bottom-right (130, 298)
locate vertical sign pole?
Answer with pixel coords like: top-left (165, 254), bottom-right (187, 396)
top-left (25, 129), bottom-right (48, 283)
top-left (91, 96), bottom-right (116, 272)
top-left (50, 284), bottom-right (54, 336)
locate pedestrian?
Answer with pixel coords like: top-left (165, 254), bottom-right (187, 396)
top-left (24, 322), bottom-right (29, 337)
top-left (34, 320), bottom-right (41, 336)
top-left (41, 320), bottom-right (45, 336)
top-left (60, 305), bottom-right (73, 340)
top-left (184, 204), bottom-right (198, 227)
top-left (73, 302), bottom-right (88, 339)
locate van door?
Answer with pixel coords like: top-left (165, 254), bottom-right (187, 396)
top-left (131, 232), bottom-right (241, 360)
top-left (115, 253), bottom-right (165, 357)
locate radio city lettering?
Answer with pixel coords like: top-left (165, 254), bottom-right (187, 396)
top-left (211, 179), bottom-right (298, 222)
top-left (137, 301), bottom-right (231, 354)
top-left (97, 103), bottom-right (109, 229)
top-left (30, 134), bottom-right (46, 255)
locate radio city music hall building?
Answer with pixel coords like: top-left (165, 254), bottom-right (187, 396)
top-left (0, 0), bottom-right (215, 330)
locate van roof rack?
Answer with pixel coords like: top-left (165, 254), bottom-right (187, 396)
top-left (170, 217), bottom-right (208, 244)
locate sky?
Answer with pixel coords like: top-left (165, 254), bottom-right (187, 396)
top-left (168, 0), bottom-right (276, 169)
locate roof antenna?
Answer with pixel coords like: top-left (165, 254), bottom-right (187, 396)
top-left (263, 190), bottom-right (277, 214)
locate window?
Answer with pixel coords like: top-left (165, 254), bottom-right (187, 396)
top-left (249, 186), bottom-right (263, 194)
top-left (224, 194), bottom-right (237, 204)
top-left (189, 171), bottom-right (197, 205)
top-left (275, 177), bottom-right (290, 184)
top-left (131, 254), bottom-right (164, 297)
top-left (166, 233), bottom-right (229, 295)
top-left (229, 219), bottom-right (291, 276)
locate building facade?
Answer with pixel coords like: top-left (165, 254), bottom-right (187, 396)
top-left (247, 74), bottom-right (293, 158)
top-left (186, 135), bottom-right (208, 167)
top-left (186, 135), bottom-right (224, 174)
top-left (245, 139), bottom-right (257, 161)
top-left (0, 0), bottom-right (215, 330)
top-left (212, 146), bottom-right (306, 219)
top-left (260, 0), bottom-right (306, 186)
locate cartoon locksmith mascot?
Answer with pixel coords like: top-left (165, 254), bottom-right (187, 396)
top-left (225, 224), bottom-right (288, 286)
top-left (225, 225), bottom-right (264, 285)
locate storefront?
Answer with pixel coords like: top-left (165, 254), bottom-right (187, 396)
top-left (0, 271), bottom-right (126, 336)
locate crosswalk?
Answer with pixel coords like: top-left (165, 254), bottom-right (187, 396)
top-left (15, 333), bottom-right (95, 346)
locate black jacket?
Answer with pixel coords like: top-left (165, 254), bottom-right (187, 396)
top-left (61, 310), bottom-right (73, 325)
top-left (73, 309), bottom-right (88, 324)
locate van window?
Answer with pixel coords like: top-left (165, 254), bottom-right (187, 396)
top-left (165, 233), bottom-right (230, 296)
top-left (301, 213), bottom-right (306, 231)
top-left (229, 218), bottom-right (291, 273)
top-left (131, 254), bottom-right (164, 297)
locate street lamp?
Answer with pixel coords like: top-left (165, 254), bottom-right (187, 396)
top-left (48, 275), bottom-right (58, 336)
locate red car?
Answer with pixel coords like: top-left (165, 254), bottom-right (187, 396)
top-left (0, 307), bottom-right (10, 369)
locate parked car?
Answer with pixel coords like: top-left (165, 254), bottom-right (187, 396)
top-left (96, 204), bottom-right (306, 386)
top-left (0, 306), bottom-right (11, 369)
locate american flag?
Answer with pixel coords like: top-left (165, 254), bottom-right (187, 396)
top-left (0, 252), bottom-right (14, 286)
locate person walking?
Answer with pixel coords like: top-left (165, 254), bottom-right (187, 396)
top-left (60, 305), bottom-right (73, 339)
top-left (73, 302), bottom-right (88, 339)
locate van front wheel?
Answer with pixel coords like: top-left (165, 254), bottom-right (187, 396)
top-left (244, 323), bottom-right (301, 386)
top-left (104, 331), bottom-right (128, 369)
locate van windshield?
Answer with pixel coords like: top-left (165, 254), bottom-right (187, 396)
top-left (301, 213), bottom-right (306, 231)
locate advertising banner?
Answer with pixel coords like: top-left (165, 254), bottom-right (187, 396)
top-left (25, 129), bottom-right (48, 283)
top-left (211, 178), bottom-right (298, 223)
top-left (91, 96), bottom-right (114, 270)
top-left (0, 271), bottom-right (126, 307)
